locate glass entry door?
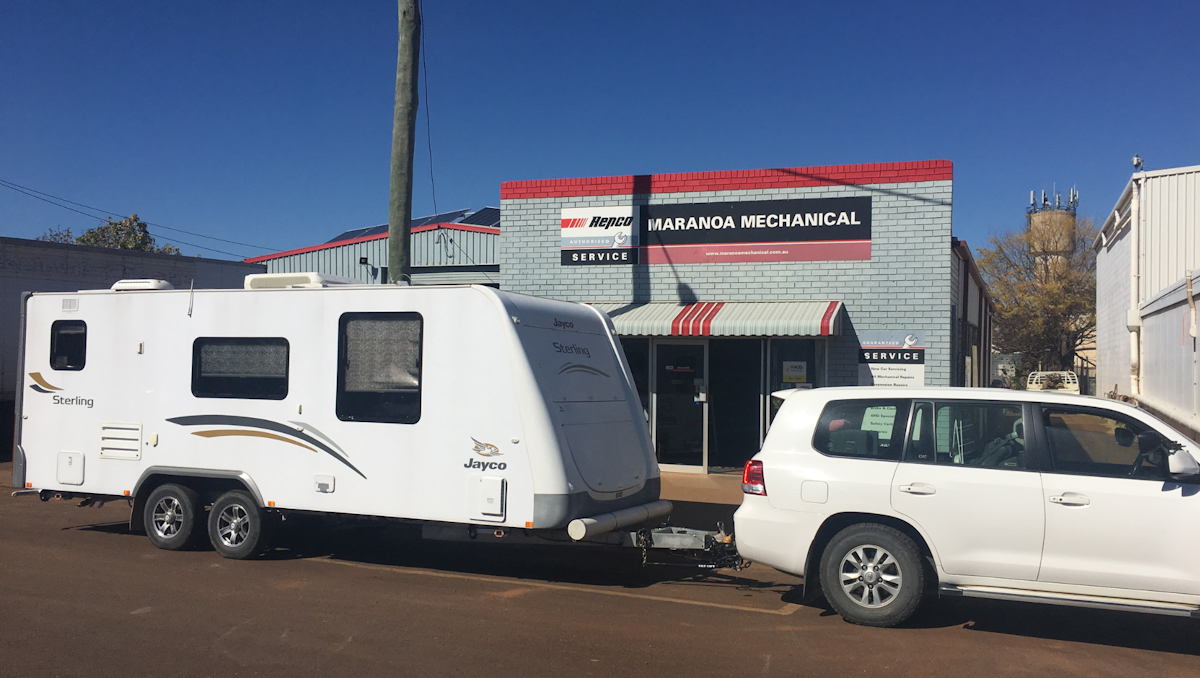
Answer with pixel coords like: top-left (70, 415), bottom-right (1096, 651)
top-left (653, 341), bottom-right (708, 470)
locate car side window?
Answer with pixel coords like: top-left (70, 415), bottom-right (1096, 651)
top-left (1041, 407), bottom-right (1165, 479)
top-left (905, 401), bottom-right (1026, 470)
top-left (812, 399), bottom-right (909, 460)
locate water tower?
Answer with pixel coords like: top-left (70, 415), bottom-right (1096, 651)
top-left (1027, 187), bottom-right (1079, 260)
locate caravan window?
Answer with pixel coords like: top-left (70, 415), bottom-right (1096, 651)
top-left (192, 338), bottom-right (289, 400)
top-left (337, 312), bottom-right (422, 424)
top-left (50, 320), bottom-right (87, 371)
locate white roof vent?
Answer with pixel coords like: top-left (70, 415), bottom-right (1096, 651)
top-left (244, 272), bottom-right (361, 289)
top-left (110, 279), bottom-right (175, 291)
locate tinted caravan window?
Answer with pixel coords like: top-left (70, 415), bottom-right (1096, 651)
top-left (812, 399), bottom-right (909, 460)
top-left (337, 312), bottom-right (422, 424)
top-left (192, 338), bottom-right (289, 399)
top-left (50, 320), bottom-right (87, 371)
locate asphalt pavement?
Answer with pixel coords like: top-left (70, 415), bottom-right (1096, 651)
top-left (2, 462), bottom-right (1198, 677)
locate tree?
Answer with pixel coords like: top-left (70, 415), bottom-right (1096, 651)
top-left (36, 226), bottom-right (75, 243)
top-left (39, 214), bottom-right (179, 254)
top-left (977, 215), bottom-right (1097, 378)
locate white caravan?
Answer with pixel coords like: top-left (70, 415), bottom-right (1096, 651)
top-left (11, 275), bottom-right (678, 559)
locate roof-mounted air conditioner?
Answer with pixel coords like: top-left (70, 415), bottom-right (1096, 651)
top-left (243, 272), bottom-right (362, 289)
top-left (110, 279), bottom-right (175, 291)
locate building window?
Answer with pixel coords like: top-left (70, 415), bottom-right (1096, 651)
top-left (50, 320), bottom-right (87, 371)
top-left (812, 399), bottom-right (910, 460)
top-left (192, 338), bottom-right (289, 399)
top-left (337, 312), bottom-right (422, 424)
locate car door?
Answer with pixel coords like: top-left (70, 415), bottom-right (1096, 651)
top-left (891, 400), bottom-right (1046, 580)
top-left (1035, 404), bottom-right (1200, 596)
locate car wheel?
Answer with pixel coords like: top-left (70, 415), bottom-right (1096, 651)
top-left (143, 483), bottom-right (203, 551)
top-left (208, 490), bottom-right (270, 560)
top-left (819, 523), bottom-right (925, 627)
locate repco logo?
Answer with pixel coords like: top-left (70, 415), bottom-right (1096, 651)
top-left (553, 318), bottom-right (574, 329)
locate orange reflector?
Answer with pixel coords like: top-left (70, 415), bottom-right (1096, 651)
top-left (123, 490), bottom-right (131, 496)
top-left (26, 482), bottom-right (32, 488)
top-left (525, 521), bottom-right (533, 528)
top-left (268, 501), bottom-right (275, 507)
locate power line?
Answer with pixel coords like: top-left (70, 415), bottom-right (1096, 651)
top-left (0, 178), bottom-right (278, 252)
top-left (418, 0), bottom-right (438, 216)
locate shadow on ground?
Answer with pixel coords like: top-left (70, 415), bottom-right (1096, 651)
top-left (781, 587), bottom-right (1200, 656)
top-left (70, 500), bottom-right (786, 596)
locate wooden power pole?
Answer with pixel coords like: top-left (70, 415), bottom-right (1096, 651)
top-left (388, 0), bottom-right (421, 284)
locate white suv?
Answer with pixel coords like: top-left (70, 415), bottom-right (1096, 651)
top-left (734, 387), bottom-right (1200, 627)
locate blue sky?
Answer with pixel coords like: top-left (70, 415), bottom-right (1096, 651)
top-left (1, 1), bottom-right (1196, 260)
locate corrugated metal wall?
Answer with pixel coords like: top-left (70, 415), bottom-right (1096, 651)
top-left (266, 239), bottom-right (389, 284)
top-left (1141, 167), bottom-right (1200, 302)
top-left (263, 229), bottom-right (498, 284)
top-left (412, 229), bottom-right (496, 267)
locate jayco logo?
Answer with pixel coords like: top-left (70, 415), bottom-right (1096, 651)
top-left (553, 318), bottom-right (574, 329)
top-left (463, 459), bottom-right (507, 470)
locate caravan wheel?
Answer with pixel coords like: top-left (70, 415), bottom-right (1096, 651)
top-left (208, 490), bottom-right (270, 559)
top-left (143, 484), bottom-right (203, 551)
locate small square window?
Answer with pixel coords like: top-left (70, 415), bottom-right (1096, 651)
top-left (50, 320), bottom-right (87, 371)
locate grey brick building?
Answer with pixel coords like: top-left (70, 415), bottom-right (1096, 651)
top-left (500, 160), bottom-right (991, 473)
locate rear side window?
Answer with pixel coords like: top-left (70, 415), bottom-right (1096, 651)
top-left (192, 338), bottom-right (289, 399)
top-left (812, 399), bottom-right (910, 460)
top-left (337, 312), bottom-right (422, 424)
top-left (905, 401), bottom-right (1026, 470)
top-left (50, 320), bottom-right (87, 370)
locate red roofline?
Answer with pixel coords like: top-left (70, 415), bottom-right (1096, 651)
top-left (244, 222), bottom-right (500, 263)
top-left (500, 160), bottom-right (953, 200)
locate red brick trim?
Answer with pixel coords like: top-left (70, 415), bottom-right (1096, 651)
top-left (501, 160), bottom-right (952, 200)
top-left (244, 223), bottom-right (501, 263)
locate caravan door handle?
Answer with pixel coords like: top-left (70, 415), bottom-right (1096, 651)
top-left (1049, 493), bottom-right (1090, 507)
top-left (898, 483), bottom-right (936, 495)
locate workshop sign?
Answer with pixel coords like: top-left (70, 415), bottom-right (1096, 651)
top-left (858, 330), bottom-right (925, 387)
top-left (560, 197), bottom-right (870, 265)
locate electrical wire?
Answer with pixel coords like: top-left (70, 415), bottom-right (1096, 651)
top-left (0, 178), bottom-right (278, 252)
top-left (418, 0), bottom-right (438, 216)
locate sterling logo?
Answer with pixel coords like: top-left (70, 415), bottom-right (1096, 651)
top-left (553, 342), bottom-right (590, 358)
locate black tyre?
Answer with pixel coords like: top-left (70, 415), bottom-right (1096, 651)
top-left (143, 483), bottom-right (203, 551)
top-left (207, 490), bottom-right (270, 560)
top-left (819, 523), bottom-right (925, 627)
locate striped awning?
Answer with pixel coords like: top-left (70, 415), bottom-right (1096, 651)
top-left (592, 301), bottom-right (843, 337)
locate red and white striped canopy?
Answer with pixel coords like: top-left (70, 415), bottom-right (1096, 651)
top-left (592, 301), bottom-right (843, 337)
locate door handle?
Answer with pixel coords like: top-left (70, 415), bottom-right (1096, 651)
top-left (899, 483), bottom-right (936, 495)
top-left (1049, 493), bottom-right (1090, 506)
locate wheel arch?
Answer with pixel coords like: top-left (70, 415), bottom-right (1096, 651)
top-left (129, 467), bottom-right (265, 534)
top-left (802, 512), bottom-right (939, 600)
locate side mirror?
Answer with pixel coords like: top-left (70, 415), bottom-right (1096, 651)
top-left (1168, 447), bottom-right (1200, 477)
top-left (1136, 429), bottom-right (1163, 450)
top-left (1114, 427), bottom-right (1136, 447)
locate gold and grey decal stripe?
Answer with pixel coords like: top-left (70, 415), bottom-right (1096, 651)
top-left (166, 415), bottom-right (367, 479)
top-left (28, 372), bottom-right (62, 393)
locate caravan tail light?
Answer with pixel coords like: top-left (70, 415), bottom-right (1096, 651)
top-left (742, 460), bottom-right (766, 495)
